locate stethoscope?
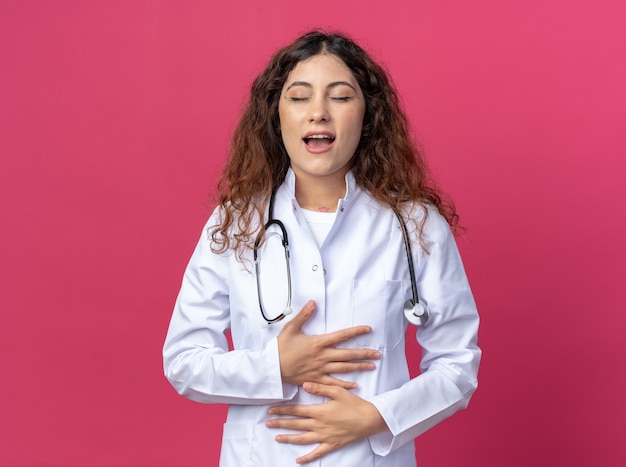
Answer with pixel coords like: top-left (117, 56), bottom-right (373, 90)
top-left (253, 192), bottom-right (430, 328)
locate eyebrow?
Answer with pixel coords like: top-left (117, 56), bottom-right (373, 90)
top-left (285, 81), bottom-right (358, 92)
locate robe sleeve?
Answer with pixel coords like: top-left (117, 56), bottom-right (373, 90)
top-left (162, 216), bottom-right (298, 405)
top-left (367, 209), bottom-right (481, 455)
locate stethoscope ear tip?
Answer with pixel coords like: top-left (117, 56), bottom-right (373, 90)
top-left (283, 306), bottom-right (293, 316)
top-left (260, 321), bottom-right (269, 329)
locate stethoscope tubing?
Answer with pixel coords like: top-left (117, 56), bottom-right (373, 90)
top-left (254, 217), bottom-right (292, 325)
top-left (393, 208), bottom-right (419, 309)
top-left (254, 192), bottom-right (429, 327)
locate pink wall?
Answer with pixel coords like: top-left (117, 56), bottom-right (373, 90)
top-left (1, 1), bottom-right (624, 465)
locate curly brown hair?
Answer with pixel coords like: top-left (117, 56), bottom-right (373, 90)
top-left (211, 30), bottom-right (458, 258)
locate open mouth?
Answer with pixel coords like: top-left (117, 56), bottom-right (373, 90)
top-left (303, 134), bottom-right (335, 148)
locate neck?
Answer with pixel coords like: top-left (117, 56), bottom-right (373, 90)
top-left (294, 176), bottom-right (346, 213)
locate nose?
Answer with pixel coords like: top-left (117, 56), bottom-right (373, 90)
top-left (308, 96), bottom-right (330, 122)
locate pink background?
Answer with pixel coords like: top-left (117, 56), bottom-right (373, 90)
top-left (1, 1), bottom-right (625, 465)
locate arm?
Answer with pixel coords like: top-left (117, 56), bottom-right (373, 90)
top-left (267, 210), bottom-right (481, 459)
top-left (367, 210), bottom-right (481, 454)
top-left (163, 218), bottom-right (383, 405)
top-left (162, 219), bottom-right (294, 405)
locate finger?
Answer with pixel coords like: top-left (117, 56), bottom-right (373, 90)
top-left (296, 444), bottom-right (329, 465)
top-left (302, 381), bottom-right (345, 399)
top-left (275, 431), bottom-right (320, 446)
top-left (281, 300), bottom-right (316, 333)
top-left (267, 416), bottom-right (313, 432)
top-left (318, 375), bottom-right (358, 389)
top-left (326, 348), bottom-right (381, 363)
top-left (318, 325), bottom-right (373, 346)
top-left (268, 403), bottom-right (316, 418)
top-left (323, 361), bottom-right (377, 376)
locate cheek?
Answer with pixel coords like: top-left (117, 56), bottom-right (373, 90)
top-left (278, 107), bottom-right (286, 133)
top-left (278, 107), bottom-right (296, 137)
top-left (346, 107), bottom-right (365, 135)
top-left (347, 116), bottom-right (364, 142)
top-left (278, 110), bottom-right (297, 158)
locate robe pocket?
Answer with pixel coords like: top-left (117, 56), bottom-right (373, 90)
top-left (351, 279), bottom-right (405, 350)
top-left (220, 422), bottom-right (254, 467)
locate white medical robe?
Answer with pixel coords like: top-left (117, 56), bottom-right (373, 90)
top-left (163, 169), bottom-right (481, 466)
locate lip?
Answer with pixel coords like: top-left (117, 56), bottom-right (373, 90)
top-left (302, 130), bottom-right (336, 154)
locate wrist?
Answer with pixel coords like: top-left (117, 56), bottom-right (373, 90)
top-left (363, 401), bottom-right (390, 436)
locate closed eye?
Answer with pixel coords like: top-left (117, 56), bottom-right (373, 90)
top-left (330, 96), bottom-right (353, 102)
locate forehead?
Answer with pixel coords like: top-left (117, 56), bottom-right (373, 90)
top-left (284, 54), bottom-right (358, 86)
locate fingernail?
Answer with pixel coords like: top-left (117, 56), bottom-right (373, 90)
top-left (303, 382), bottom-right (311, 391)
top-left (374, 351), bottom-right (381, 359)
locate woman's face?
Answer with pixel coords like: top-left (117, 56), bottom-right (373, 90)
top-left (278, 54), bottom-right (366, 186)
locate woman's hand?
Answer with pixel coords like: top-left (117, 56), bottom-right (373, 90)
top-left (266, 382), bottom-right (389, 464)
top-left (277, 300), bottom-right (381, 389)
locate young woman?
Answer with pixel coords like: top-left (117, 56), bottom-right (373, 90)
top-left (163, 30), bottom-right (481, 466)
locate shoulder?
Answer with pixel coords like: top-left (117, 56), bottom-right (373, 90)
top-left (402, 203), bottom-right (454, 248)
top-left (423, 205), bottom-right (453, 240)
top-left (203, 205), bottom-right (225, 241)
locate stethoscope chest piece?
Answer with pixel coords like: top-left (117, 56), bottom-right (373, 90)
top-left (404, 300), bottom-right (430, 326)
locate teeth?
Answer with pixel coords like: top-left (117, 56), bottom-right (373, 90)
top-left (304, 134), bottom-right (334, 141)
